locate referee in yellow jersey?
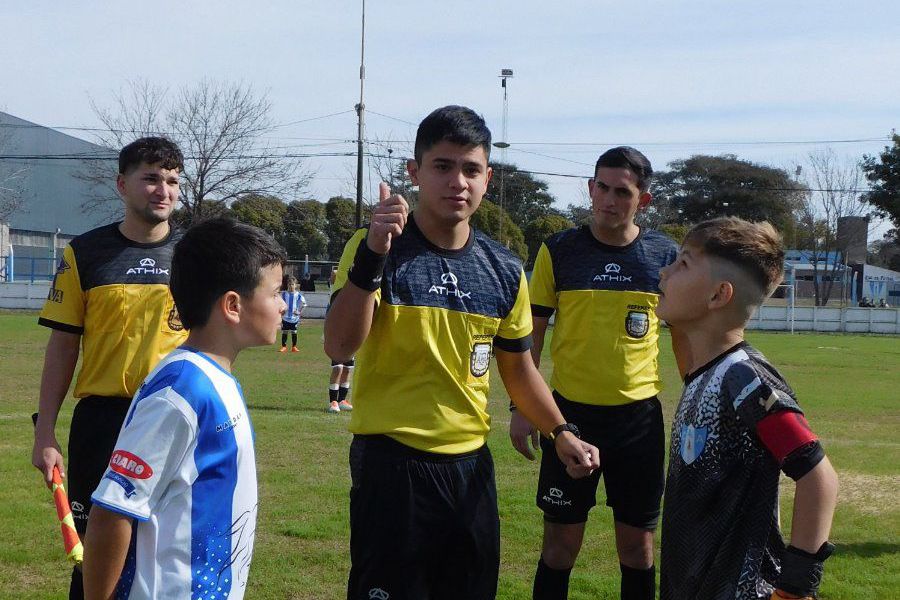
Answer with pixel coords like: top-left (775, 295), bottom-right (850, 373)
top-left (326, 106), bottom-right (600, 600)
top-left (31, 138), bottom-right (188, 600)
top-left (510, 147), bottom-right (678, 600)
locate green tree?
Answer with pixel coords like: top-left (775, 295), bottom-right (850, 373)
top-left (861, 132), bottom-right (900, 234)
top-left (230, 194), bottom-right (287, 238)
top-left (658, 223), bottom-right (689, 245)
top-left (524, 214), bottom-right (573, 267)
top-left (325, 196), bottom-right (358, 261)
top-left (283, 200), bottom-right (327, 260)
top-left (654, 155), bottom-right (806, 233)
top-left (486, 162), bottom-right (557, 229)
top-left (470, 199), bottom-right (527, 262)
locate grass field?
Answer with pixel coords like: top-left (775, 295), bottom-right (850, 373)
top-left (0, 312), bottom-right (897, 599)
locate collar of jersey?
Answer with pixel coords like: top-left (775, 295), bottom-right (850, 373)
top-left (113, 221), bottom-right (178, 250)
top-left (580, 224), bottom-right (644, 254)
top-left (406, 212), bottom-right (475, 258)
top-left (177, 345), bottom-right (238, 381)
top-left (683, 341), bottom-right (749, 385)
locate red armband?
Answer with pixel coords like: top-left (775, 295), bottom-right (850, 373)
top-left (755, 411), bottom-right (818, 463)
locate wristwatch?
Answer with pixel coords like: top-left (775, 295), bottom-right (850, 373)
top-left (549, 423), bottom-right (580, 441)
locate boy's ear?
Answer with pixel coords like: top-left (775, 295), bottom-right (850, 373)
top-left (708, 280), bottom-right (734, 310)
top-left (407, 159), bottom-right (419, 185)
top-left (221, 291), bottom-right (242, 325)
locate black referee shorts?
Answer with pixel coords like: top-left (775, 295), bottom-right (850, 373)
top-left (347, 435), bottom-right (500, 600)
top-left (67, 396), bottom-right (132, 537)
top-left (536, 393), bottom-right (665, 530)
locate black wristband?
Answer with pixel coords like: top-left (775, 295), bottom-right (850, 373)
top-left (776, 542), bottom-right (834, 598)
top-left (347, 241), bottom-right (387, 292)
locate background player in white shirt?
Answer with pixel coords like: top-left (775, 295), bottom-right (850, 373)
top-left (279, 274), bottom-right (306, 353)
top-left (82, 218), bottom-right (287, 600)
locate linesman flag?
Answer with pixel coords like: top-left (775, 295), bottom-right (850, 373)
top-left (50, 466), bottom-right (84, 564)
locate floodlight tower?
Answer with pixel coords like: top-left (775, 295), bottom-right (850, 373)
top-left (494, 68), bottom-right (514, 244)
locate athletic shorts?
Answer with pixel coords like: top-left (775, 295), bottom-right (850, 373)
top-left (347, 435), bottom-right (499, 600)
top-left (67, 396), bottom-right (132, 537)
top-left (331, 359), bottom-right (355, 368)
top-left (536, 393), bottom-right (665, 529)
top-left (281, 320), bottom-right (299, 331)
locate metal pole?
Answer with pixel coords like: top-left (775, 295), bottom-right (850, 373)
top-left (355, 0), bottom-right (366, 229)
top-left (498, 69), bottom-right (513, 245)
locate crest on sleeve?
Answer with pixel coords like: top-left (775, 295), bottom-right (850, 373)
top-left (167, 305), bottom-right (184, 331)
top-left (625, 310), bottom-right (649, 338)
top-left (470, 342), bottom-right (492, 377)
top-left (679, 424), bottom-right (708, 465)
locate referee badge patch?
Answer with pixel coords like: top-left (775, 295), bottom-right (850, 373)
top-left (625, 310), bottom-right (649, 338)
top-left (168, 306), bottom-right (184, 331)
top-left (470, 342), bottom-right (492, 377)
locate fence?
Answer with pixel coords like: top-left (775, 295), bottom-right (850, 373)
top-left (748, 304), bottom-right (900, 334)
top-left (0, 255), bottom-right (57, 283)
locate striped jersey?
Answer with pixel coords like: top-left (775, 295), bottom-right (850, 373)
top-left (280, 291), bottom-right (306, 324)
top-left (91, 347), bottom-right (258, 600)
top-left (38, 223), bottom-right (187, 399)
top-left (529, 226), bottom-right (677, 406)
top-left (332, 216), bottom-right (533, 454)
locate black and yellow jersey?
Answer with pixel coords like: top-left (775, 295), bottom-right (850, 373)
top-left (38, 223), bottom-right (187, 400)
top-left (333, 216), bottom-right (532, 454)
top-left (530, 226), bottom-right (677, 407)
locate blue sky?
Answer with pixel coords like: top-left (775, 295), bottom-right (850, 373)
top-left (3, 0), bottom-right (898, 234)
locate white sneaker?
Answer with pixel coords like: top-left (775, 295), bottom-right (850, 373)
top-left (326, 401), bottom-right (340, 413)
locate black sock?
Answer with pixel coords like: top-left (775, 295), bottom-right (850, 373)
top-left (281, 333), bottom-right (287, 346)
top-left (70, 565), bottom-right (84, 600)
top-left (533, 557), bottom-right (571, 600)
top-left (329, 387), bottom-right (339, 402)
top-left (620, 563), bottom-right (654, 600)
top-left (291, 333), bottom-right (298, 346)
top-left (338, 386), bottom-right (349, 402)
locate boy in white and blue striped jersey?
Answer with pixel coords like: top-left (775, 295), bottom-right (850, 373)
top-left (82, 218), bottom-right (287, 600)
top-left (279, 274), bottom-right (306, 352)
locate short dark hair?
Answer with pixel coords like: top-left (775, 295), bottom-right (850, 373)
top-left (282, 273), bottom-right (297, 289)
top-left (684, 217), bottom-right (785, 303)
top-left (594, 146), bottom-right (653, 192)
top-left (414, 105), bottom-right (492, 164)
top-left (171, 218), bottom-right (287, 329)
top-left (119, 137), bottom-right (184, 174)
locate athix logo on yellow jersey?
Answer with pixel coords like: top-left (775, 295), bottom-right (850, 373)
top-left (593, 262), bottom-right (633, 283)
top-left (428, 271), bottom-right (472, 299)
top-left (127, 257), bottom-right (170, 276)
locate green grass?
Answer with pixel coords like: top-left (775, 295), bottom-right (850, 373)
top-left (0, 313), bottom-right (897, 599)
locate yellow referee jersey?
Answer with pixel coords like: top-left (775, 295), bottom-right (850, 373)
top-left (38, 223), bottom-right (188, 399)
top-left (530, 226), bottom-right (678, 406)
top-left (333, 217), bottom-right (533, 454)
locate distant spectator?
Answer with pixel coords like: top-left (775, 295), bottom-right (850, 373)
top-left (878, 298), bottom-right (890, 308)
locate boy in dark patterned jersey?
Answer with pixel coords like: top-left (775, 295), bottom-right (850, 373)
top-left (325, 106), bottom-right (600, 600)
top-left (656, 218), bottom-right (838, 600)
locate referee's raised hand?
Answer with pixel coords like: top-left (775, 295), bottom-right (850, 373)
top-left (367, 182), bottom-right (409, 255)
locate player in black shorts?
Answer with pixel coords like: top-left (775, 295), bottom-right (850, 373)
top-left (657, 218), bottom-right (838, 600)
top-left (511, 147), bottom-right (677, 600)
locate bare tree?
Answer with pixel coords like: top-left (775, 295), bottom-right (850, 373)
top-left (82, 79), bottom-right (311, 224)
top-left (0, 117), bottom-right (28, 221)
top-left (800, 149), bottom-right (871, 306)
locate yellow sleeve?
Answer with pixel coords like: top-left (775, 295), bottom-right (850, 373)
top-left (528, 243), bottom-right (556, 315)
top-left (332, 228), bottom-right (367, 294)
top-left (495, 270), bottom-right (533, 352)
top-left (331, 228), bottom-right (382, 304)
top-left (38, 245), bottom-right (85, 333)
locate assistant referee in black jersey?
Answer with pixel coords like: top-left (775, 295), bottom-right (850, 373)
top-left (31, 138), bottom-right (187, 600)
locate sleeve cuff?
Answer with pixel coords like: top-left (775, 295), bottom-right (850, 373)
top-left (494, 334), bottom-right (533, 353)
top-left (89, 496), bottom-right (150, 522)
top-left (531, 304), bottom-right (555, 318)
top-left (37, 317), bottom-right (84, 335)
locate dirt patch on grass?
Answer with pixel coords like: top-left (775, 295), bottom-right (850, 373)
top-left (836, 472), bottom-right (900, 516)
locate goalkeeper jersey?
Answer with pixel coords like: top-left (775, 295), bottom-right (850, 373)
top-left (92, 347), bottom-right (257, 600)
top-left (529, 226), bottom-right (677, 406)
top-left (333, 216), bottom-right (533, 454)
top-left (660, 343), bottom-right (805, 600)
top-left (38, 223), bottom-right (187, 399)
